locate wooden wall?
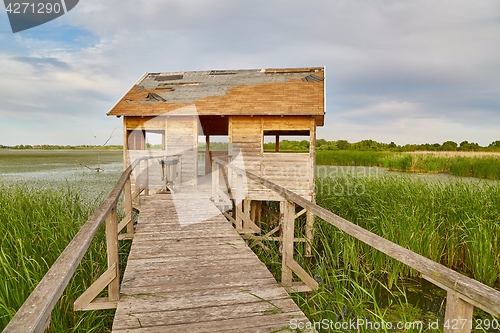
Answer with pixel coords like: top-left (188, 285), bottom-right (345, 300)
top-left (124, 116), bottom-right (198, 188)
top-left (229, 115), bottom-right (316, 200)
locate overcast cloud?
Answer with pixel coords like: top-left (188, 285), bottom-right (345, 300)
top-left (0, 0), bottom-right (499, 146)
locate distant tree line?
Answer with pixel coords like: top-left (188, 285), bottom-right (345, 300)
top-left (316, 139), bottom-right (500, 152)
top-left (2, 140), bottom-right (500, 152)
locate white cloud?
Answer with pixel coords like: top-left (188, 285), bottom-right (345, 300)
top-left (1, 0), bottom-right (499, 145)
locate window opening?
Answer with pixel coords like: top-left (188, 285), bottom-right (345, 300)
top-left (145, 131), bottom-right (164, 150)
top-left (263, 130), bottom-right (310, 153)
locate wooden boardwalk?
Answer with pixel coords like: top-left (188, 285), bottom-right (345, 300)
top-left (111, 188), bottom-right (312, 332)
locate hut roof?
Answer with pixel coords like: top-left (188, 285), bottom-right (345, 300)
top-left (107, 67), bottom-right (325, 125)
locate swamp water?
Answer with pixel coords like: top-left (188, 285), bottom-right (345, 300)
top-left (0, 150), bottom-right (123, 202)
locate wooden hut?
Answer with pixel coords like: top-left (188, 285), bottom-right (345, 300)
top-left (107, 67), bottom-right (325, 200)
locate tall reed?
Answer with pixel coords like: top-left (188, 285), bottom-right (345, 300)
top-left (0, 184), bottom-right (123, 332)
top-left (314, 176), bottom-right (500, 287)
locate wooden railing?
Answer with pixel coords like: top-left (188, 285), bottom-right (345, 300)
top-left (2, 156), bottom-right (163, 333)
top-left (212, 157), bottom-right (500, 333)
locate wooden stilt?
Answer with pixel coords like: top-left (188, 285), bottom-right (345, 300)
top-left (443, 292), bottom-right (473, 333)
top-left (281, 200), bottom-right (295, 287)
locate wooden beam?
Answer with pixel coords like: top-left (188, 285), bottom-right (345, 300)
top-left (285, 282), bottom-right (313, 293)
top-left (294, 208), bottom-right (306, 219)
top-left (287, 259), bottom-right (318, 290)
top-left (117, 212), bottom-right (132, 234)
top-left (74, 264), bottom-right (118, 311)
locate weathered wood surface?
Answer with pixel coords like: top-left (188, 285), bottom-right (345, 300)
top-left (112, 190), bottom-right (313, 332)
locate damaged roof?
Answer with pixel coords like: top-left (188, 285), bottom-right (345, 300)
top-left (107, 67), bottom-right (325, 124)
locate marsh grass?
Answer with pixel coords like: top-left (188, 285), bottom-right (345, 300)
top-left (0, 184), bottom-right (129, 332)
top-left (381, 154), bottom-right (500, 180)
top-left (316, 151), bottom-right (390, 167)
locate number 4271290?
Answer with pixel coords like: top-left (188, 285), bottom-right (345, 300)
top-left (5, 2), bottom-right (62, 14)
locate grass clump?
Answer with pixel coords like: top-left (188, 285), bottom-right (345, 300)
top-left (0, 184), bottom-right (121, 332)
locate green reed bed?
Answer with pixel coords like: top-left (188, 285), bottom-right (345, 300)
top-left (316, 151), bottom-right (391, 167)
top-left (381, 154), bottom-right (500, 180)
top-left (317, 150), bottom-right (500, 180)
top-left (0, 184), bottom-right (127, 332)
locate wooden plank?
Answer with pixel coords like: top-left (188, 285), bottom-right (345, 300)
top-left (121, 277), bottom-right (279, 295)
top-left (113, 297), bottom-right (303, 330)
top-left (124, 256), bottom-right (268, 272)
top-left (127, 241), bottom-right (254, 260)
top-left (120, 264), bottom-right (274, 289)
top-left (122, 258), bottom-right (270, 278)
top-left (112, 311), bottom-right (313, 333)
top-left (116, 286), bottom-right (292, 316)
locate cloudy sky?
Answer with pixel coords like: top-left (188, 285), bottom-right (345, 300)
top-left (1, 0), bottom-right (499, 147)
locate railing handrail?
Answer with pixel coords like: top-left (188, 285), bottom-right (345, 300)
top-left (213, 157), bottom-right (500, 317)
top-left (2, 155), bottom-right (166, 333)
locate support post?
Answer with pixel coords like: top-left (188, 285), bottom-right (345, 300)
top-left (443, 292), bottom-right (473, 333)
top-left (212, 160), bottom-right (220, 202)
top-left (105, 207), bottom-right (120, 301)
top-left (205, 135), bottom-right (212, 175)
top-left (281, 200), bottom-right (295, 287)
top-left (235, 173), bottom-right (244, 230)
top-left (243, 200), bottom-right (251, 230)
top-left (134, 161), bottom-right (141, 204)
top-left (124, 177), bottom-right (134, 236)
top-left (305, 210), bottom-right (314, 258)
top-left (144, 159), bottom-right (150, 196)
